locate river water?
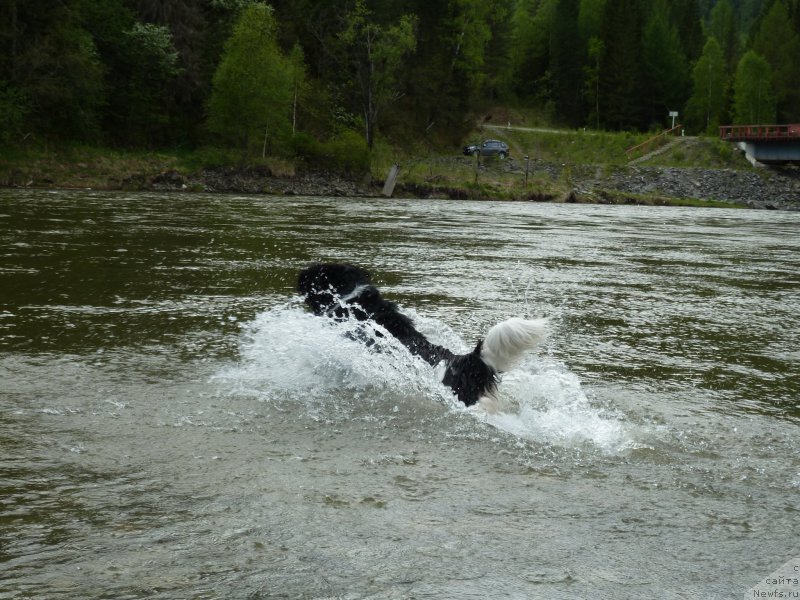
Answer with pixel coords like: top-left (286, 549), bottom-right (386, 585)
top-left (1, 190), bottom-right (798, 599)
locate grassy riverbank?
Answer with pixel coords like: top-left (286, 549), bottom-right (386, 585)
top-left (0, 124), bottom-right (772, 209)
top-left (368, 123), bottom-right (756, 207)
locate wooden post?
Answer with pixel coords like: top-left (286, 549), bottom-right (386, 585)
top-left (524, 155), bottom-right (530, 187)
top-left (382, 164), bottom-right (400, 197)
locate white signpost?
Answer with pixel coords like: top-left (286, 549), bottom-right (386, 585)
top-left (669, 110), bottom-right (679, 128)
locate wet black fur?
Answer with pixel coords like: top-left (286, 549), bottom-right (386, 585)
top-left (297, 263), bottom-right (498, 406)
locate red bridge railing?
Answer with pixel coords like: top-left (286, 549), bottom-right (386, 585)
top-left (719, 124), bottom-right (800, 142)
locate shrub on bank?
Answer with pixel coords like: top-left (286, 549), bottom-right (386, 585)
top-left (291, 130), bottom-right (370, 177)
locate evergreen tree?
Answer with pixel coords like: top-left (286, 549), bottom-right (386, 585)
top-left (80, 0), bottom-right (189, 147)
top-left (128, 0), bottom-right (207, 102)
top-left (733, 50), bottom-right (776, 124)
top-left (0, 0), bottom-right (105, 141)
top-left (709, 0), bottom-right (739, 70)
top-left (550, 0), bottom-right (584, 125)
top-left (790, 0), bottom-right (800, 35)
top-left (403, 0), bottom-right (493, 141)
top-left (578, 0), bottom-right (607, 40)
top-left (481, 0), bottom-right (516, 100)
top-left (738, 0), bottom-right (765, 34)
top-left (126, 0), bottom-right (250, 144)
top-left (511, 0), bottom-right (557, 101)
top-left (117, 23), bottom-right (182, 146)
top-left (0, 81), bottom-right (28, 144)
top-left (752, 0), bottom-right (800, 121)
top-left (269, 0), bottom-right (346, 79)
top-left (685, 37), bottom-right (728, 133)
top-left (641, 0), bottom-right (689, 127)
top-left (445, 0), bottom-right (493, 88)
top-left (599, 0), bottom-right (645, 129)
top-left (670, 0), bottom-right (704, 62)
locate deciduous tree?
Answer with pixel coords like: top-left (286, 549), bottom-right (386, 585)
top-left (584, 36), bottom-right (604, 129)
top-left (207, 4), bottom-right (294, 154)
top-left (732, 50), bottom-right (776, 124)
top-left (339, 0), bottom-right (416, 148)
top-left (684, 37), bottom-right (728, 133)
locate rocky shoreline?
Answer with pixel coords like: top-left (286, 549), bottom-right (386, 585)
top-left (573, 163), bottom-right (800, 210)
top-left (488, 157), bottom-right (800, 210)
top-left (145, 166), bottom-right (371, 198)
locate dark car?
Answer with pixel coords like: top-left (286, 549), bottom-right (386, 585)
top-left (462, 139), bottom-right (510, 159)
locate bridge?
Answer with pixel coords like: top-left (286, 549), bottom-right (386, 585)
top-left (720, 124), bottom-right (800, 164)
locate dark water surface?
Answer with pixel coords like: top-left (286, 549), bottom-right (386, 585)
top-left (1, 190), bottom-right (798, 599)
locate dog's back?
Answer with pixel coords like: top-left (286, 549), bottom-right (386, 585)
top-left (297, 263), bottom-right (454, 366)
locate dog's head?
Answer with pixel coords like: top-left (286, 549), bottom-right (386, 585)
top-left (297, 263), bottom-right (373, 316)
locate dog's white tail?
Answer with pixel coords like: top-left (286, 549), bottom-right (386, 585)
top-left (480, 317), bottom-right (549, 372)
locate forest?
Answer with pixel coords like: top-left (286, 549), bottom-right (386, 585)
top-left (1, 0), bottom-right (799, 160)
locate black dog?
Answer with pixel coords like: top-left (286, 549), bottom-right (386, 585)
top-left (297, 263), bottom-right (547, 408)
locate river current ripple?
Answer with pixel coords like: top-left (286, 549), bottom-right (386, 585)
top-left (1, 190), bottom-right (798, 598)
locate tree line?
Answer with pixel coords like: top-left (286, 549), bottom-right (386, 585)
top-left (1, 0), bottom-right (798, 156)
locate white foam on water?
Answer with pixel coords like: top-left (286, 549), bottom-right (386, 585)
top-left (215, 302), bottom-right (450, 412)
top-left (476, 359), bottom-right (633, 453)
top-left (217, 303), bottom-right (632, 451)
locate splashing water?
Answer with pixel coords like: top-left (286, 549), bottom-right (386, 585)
top-left (217, 302), bottom-right (631, 451)
top-left (479, 360), bottom-right (632, 452)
